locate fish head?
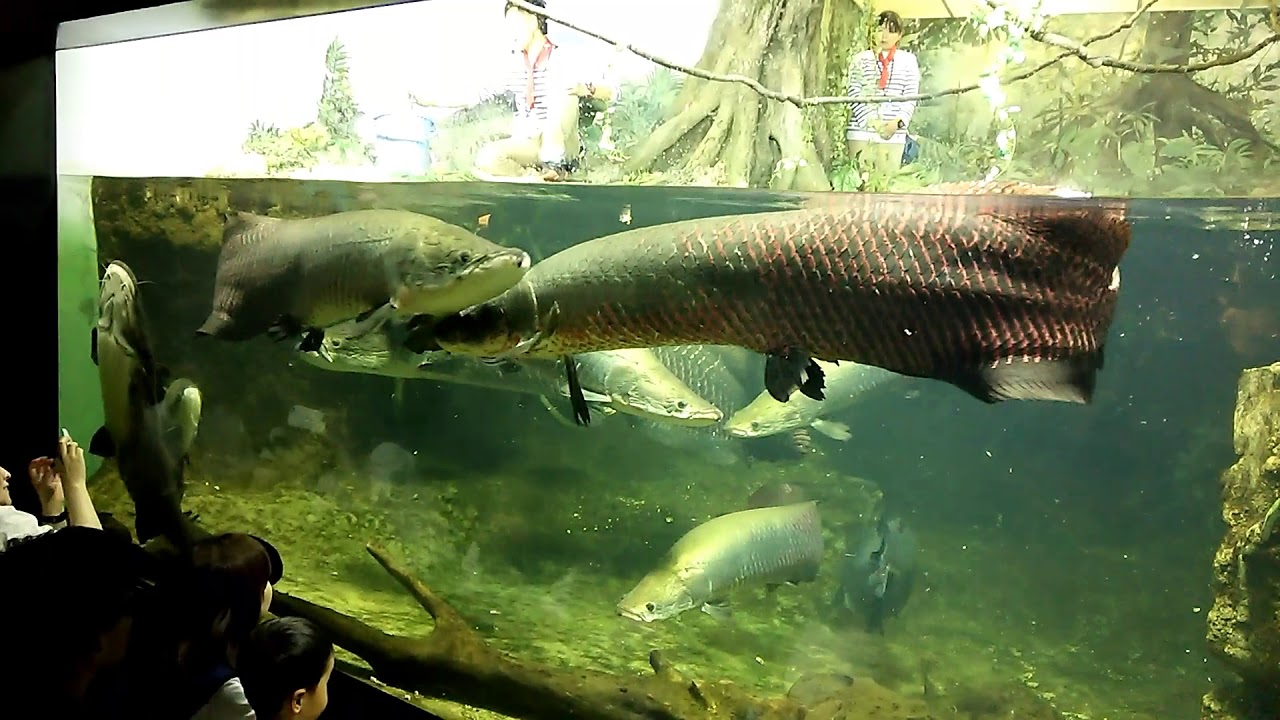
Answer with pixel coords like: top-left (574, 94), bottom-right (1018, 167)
top-left (588, 350), bottom-right (722, 427)
top-left (617, 570), bottom-right (695, 623)
top-left (433, 298), bottom-right (528, 357)
top-left (98, 261), bottom-right (142, 342)
top-left (388, 225), bottom-right (532, 317)
top-left (724, 392), bottom-right (806, 439)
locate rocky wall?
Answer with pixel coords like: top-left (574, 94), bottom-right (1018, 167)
top-left (1204, 361), bottom-right (1280, 720)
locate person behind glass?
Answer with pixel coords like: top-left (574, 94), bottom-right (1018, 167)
top-left (239, 617), bottom-right (335, 720)
top-left (845, 10), bottom-right (920, 185)
top-left (473, 0), bottom-right (615, 183)
top-left (132, 532), bottom-right (284, 719)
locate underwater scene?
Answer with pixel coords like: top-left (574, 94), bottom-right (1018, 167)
top-left (51, 0), bottom-right (1280, 718)
top-left (58, 174), bottom-right (1277, 720)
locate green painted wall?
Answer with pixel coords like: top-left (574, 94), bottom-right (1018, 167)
top-left (57, 175), bottom-right (104, 478)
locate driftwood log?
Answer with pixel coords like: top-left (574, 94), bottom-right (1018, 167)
top-left (269, 545), bottom-right (815, 720)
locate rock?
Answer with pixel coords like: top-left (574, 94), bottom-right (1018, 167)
top-left (1203, 362), bottom-right (1280, 719)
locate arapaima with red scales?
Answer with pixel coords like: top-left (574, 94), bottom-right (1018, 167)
top-left (411, 181), bottom-right (1131, 425)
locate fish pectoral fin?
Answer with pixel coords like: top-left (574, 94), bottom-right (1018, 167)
top-left (764, 349), bottom-right (826, 402)
top-left (267, 316), bottom-right (305, 342)
top-left (89, 327), bottom-right (99, 366)
top-left (563, 355), bottom-right (592, 428)
top-left (297, 328), bottom-right (327, 354)
top-left (811, 419), bottom-right (852, 441)
top-left (402, 314), bottom-right (442, 353)
top-left (350, 302), bottom-right (396, 336)
top-left (959, 355), bottom-right (1099, 404)
top-left (88, 427), bottom-right (117, 458)
top-left (700, 599), bottom-right (733, 622)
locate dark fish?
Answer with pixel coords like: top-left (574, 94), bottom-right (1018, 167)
top-left (196, 209), bottom-right (531, 352)
top-left (419, 181), bottom-right (1131, 425)
top-left (90, 261), bottom-right (202, 550)
top-left (834, 513), bottom-right (919, 634)
top-left (617, 501), bottom-right (824, 622)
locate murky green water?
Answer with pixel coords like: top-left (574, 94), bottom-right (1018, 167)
top-left (61, 175), bottom-right (1278, 720)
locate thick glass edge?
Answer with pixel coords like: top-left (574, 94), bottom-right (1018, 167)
top-left (54, 0), bottom-right (427, 51)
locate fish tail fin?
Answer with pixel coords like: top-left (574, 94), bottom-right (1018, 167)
top-left (1006, 205), bottom-right (1132, 291)
top-left (955, 198), bottom-right (1130, 405)
top-left (195, 312), bottom-right (233, 339)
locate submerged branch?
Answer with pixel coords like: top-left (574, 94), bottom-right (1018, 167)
top-left (506, 0), bottom-right (1278, 107)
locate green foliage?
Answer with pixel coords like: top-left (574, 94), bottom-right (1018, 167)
top-left (595, 68), bottom-right (683, 162)
top-left (241, 37), bottom-right (374, 176)
top-left (820, 9), bottom-right (1279, 197)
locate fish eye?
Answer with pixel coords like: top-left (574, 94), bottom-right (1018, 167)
top-left (645, 602), bottom-right (656, 611)
top-left (750, 421), bottom-right (760, 430)
top-left (457, 252), bottom-right (472, 265)
top-left (675, 400), bottom-right (688, 410)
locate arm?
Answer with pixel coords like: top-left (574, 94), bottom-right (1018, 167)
top-left (57, 436), bottom-right (102, 530)
top-left (895, 53), bottom-right (920, 129)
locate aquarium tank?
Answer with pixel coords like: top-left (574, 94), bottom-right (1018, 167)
top-left (54, 0), bottom-right (1278, 718)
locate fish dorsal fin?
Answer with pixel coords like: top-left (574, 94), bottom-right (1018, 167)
top-left (222, 211), bottom-right (280, 245)
top-left (88, 426), bottom-right (117, 458)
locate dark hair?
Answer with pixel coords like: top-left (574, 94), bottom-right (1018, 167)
top-left (505, 0), bottom-right (549, 36)
top-left (0, 528), bottom-right (150, 701)
top-left (877, 10), bottom-right (904, 32)
top-left (173, 533), bottom-right (275, 668)
top-left (239, 617), bottom-right (334, 718)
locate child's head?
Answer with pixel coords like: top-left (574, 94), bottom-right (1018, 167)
top-left (239, 617), bottom-right (335, 720)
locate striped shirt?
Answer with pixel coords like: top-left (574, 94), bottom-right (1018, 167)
top-left (846, 48), bottom-right (920, 144)
top-left (503, 42), bottom-right (603, 140)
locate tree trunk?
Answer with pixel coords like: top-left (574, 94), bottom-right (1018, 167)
top-left (1119, 12), bottom-right (1277, 155)
top-left (623, 0), bottom-right (863, 191)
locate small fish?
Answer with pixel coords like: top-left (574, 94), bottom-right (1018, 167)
top-left (617, 501), bottom-right (823, 623)
top-left (90, 261), bottom-right (202, 550)
top-left (834, 513), bottom-right (919, 634)
top-left (196, 208), bottom-right (531, 353)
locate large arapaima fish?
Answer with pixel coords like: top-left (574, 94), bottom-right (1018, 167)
top-left (407, 181), bottom-right (1131, 425)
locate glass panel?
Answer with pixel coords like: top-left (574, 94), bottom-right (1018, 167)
top-left (54, 1), bottom-right (1279, 719)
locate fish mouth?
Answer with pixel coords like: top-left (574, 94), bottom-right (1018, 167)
top-left (616, 605), bottom-right (651, 623)
top-left (464, 248), bottom-right (531, 275)
top-left (612, 399), bottom-right (723, 427)
top-left (98, 262), bottom-right (140, 338)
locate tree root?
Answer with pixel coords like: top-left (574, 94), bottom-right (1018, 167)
top-left (269, 544), bottom-right (810, 720)
top-left (620, 0), bottom-right (854, 190)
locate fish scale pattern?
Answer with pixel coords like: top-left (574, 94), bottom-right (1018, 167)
top-left (484, 189), bottom-right (1130, 391)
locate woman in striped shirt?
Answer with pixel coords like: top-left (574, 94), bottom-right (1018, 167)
top-left (474, 0), bottom-right (615, 183)
top-left (845, 11), bottom-right (920, 186)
